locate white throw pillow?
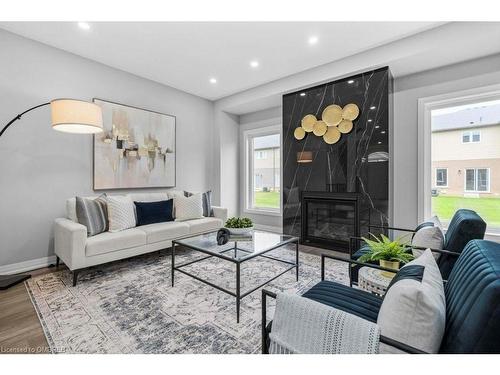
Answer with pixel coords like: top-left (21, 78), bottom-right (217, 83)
top-left (427, 215), bottom-right (444, 231)
top-left (174, 194), bottom-right (204, 221)
top-left (377, 249), bottom-right (446, 353)
top-left (412, 225), bottom-right (444, 260)
top-left (106, 195), bottom-right (136, 232)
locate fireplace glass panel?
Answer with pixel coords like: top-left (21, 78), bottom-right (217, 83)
top-left (305, 199), bottom-right (356, 244)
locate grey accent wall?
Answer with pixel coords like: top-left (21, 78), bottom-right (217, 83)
top-left (239, 106), bottom-right (282, 229)
top-left (393, 53), bottom-right (500, 229)
top-left (0, 30), bottom-right (215, 267)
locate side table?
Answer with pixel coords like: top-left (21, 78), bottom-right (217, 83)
top-left (358, 266), bottom-right (396, 296)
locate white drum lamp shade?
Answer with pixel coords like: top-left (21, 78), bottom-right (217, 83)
top-left (51, 99), bottom-right (103, 134)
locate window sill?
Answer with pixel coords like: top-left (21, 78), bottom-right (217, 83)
top-left (243, 208), bottom-right (282, 217)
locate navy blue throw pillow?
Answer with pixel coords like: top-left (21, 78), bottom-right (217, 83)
top-left (134, 199), bottom-right (174, 226)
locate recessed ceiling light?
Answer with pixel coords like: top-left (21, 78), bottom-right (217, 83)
top-left (375, 125), bottom-right (380, 129)
top-left (347, 80), bottom-right (355, 84)
top-left (308, 36), bottom-right (319, 45)
top-left (370, 106), bottom-right (376, 110)
top-left (300, 93), bottom-right (306, 97)
top-left (250, 60), bottom-right (259, 68)
top-left (209, 78), bottom-right (217, 84)
top-left (377, 141), bottom-right (382, 144)
top-left (368, 119), bottom-right (373, 122)
top-left (381, 131), bottom-right (386, 134)
top-left (77, 22), bottom-right (91, 30)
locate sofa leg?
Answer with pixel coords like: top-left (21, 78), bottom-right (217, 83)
top-left (73, 270), bottom-right (80, 287)
top-left (56, 256), bottom-right (60, 268)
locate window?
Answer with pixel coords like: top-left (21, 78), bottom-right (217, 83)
top-left (462, 131), bottom-right (480, 143)
top-left (244, 127), bottom-right (281, 213)
top-left (465, 168), bottom-right (490, 192)
top-left (255, 151), bottom-right (267, 159)
top-left (435, 168), bottom-right (448, 187)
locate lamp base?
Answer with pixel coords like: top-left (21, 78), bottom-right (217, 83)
top-left (0, 274), bottom-right (31, 290)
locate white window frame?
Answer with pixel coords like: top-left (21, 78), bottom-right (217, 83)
top-left (462, 130), bottom-right (481, 143)
top-left (435, 168), bottom-right (448, 188)
top-left (242, 125), bottom-right (282, 216)
top-left (464, 168), bottom-right (490, 193)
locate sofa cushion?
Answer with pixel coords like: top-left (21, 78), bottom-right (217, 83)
top-left (441, 240), bottom-right (500, 353)
top-left (140, 221), bottom-right (190, 244)
top-left (107, 195), bottom-right (137, 232)
top-left (174, 194), bottom-right (204, 221)
top-left (185, 190), bottom-right (214, 217)
top-left (411, 224), bottom-right (444, 260)
top-left (85, 228), bottom-right (147, 256)
top-left (302, 280), bottom-right (382, 323)
top-left (377, 249), bottom-right (446, 353)
top-left (185, 217), bottom-right (223, 234)
top-left (75, 194), bottom-right (108, 236)
top-left (134, 199), bottom-right (174, 226)
top-left (439, 209), bottom-right (486, 279)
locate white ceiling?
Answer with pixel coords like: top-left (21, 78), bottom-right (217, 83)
top-left (0, 22), bottom-right (443, 100)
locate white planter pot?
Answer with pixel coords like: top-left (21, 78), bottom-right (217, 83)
top-left (226, 227), bottom-right (254, 235)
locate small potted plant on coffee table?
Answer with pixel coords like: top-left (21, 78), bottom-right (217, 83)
top-left (224, 217), bottom-right (254, 235)
top-left (358, 233), bottom-right (414, 276)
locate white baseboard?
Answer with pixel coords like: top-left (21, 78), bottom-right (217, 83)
top-left (253, 224), bottom-right (283, 233)
top-left (0, 255), bottom-right (56, 275)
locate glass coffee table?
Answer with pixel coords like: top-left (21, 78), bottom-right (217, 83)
top-left (171, 230), bottom-right (299, 323)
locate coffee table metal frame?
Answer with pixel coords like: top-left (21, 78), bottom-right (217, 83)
top-left (171, 233), bottom-right (299, 323)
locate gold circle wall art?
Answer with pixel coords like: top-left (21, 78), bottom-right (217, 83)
top-left (301, 114), bottom-right (317, 132)
top-left (321, 105), bottom-right (343, 126)
top-left (338, 119), bottom-right (353, 134)
top-left (323, 126), bottom-right (341, 144)
top-left (342, 103), bottom-right (360, 121)
top-left (312, 120), bottom-right (328, 136)
top-left (297, 102), bottom-right (360, 145)
top-left (294, 127), bottom-right (306, 140)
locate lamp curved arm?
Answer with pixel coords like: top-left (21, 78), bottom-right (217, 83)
top-left (0, 102), bottom-right (50, 138)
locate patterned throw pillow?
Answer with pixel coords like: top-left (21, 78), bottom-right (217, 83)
top-left (75, 194), bottom-right (108, 237)
top-left (106, 195), bottom-right (136, 232)
top-left (184, 190), bottom-right (213, 217)
top-left (174, 194), bottom-right (204, 221)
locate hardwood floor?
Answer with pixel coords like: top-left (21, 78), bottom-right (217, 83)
top-left (0, 245), bottom-right (347, 354)
top-left (0, 265), bottom-right (64, 354)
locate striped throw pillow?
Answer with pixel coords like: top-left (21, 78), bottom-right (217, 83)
top-left (75, 194), bottom-right (108, 237)
top-left (184, 190), bottom-right (213, 217)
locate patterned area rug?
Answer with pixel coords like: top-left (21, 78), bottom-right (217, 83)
top-left (26, 245), bottom-right (349, 353)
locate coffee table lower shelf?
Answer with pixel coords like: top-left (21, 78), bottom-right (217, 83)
top-left (171, 239), bottom-right (299, 323)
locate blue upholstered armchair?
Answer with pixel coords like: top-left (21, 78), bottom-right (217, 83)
top-left (351, 209), bottom-right (486, 281)
top-left (262, 239), bottom-right (500, 353)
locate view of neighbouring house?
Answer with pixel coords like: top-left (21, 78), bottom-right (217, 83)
top-left (431, 100), bottom-right (500, 229)
top-left (253, 134), bottom-right (280, 192)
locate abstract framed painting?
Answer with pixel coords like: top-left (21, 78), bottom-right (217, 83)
top-left (93, 99), bottom-right (176, 190)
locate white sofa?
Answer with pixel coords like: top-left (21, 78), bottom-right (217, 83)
top-left (54, 191), bottom-right (227, 286)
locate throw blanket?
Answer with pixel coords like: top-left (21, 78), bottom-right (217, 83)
top-left (269, 293), bottom-right (380, 354)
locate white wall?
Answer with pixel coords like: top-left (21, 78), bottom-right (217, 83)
top-left (393, 53), bottom-right (500, 229)
top-left (212, 103), bottom-right (239, 216)
top-left (0, 30), bottom-right (215, 268)
top-left (238, 107), bottom-right (282, 230)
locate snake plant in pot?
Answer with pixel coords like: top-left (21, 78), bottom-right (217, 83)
top-left (358, 233), bottom-right (414, 276)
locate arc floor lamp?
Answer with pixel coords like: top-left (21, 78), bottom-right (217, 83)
top-left (0, 99), bottom-right (103, 290)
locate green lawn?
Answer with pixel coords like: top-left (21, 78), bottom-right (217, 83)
top-left (254, 191), bottom-right (280, 209)
top-left (432, 196), bottom-right (500, 226)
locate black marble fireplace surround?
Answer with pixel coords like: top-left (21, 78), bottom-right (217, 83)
top-left (283, 67), bottom-right (392, 251)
